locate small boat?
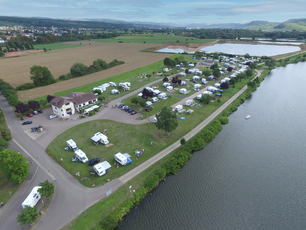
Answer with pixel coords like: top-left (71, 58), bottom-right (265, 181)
top-left (245, 115), bottom-right (250, 119)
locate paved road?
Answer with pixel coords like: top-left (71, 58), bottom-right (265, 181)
top-left (0, 68), bottom-right (261, 230)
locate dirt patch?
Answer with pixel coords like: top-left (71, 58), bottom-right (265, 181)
top-left (3, 50), bottom-right (44, 57)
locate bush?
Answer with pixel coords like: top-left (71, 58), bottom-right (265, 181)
top-left (98, 96), bottom-right (105, 101)
top-left (16, 83), bottom-right (36, 91)
top-left (59, 75), bottom-right (67, 80)
top-left (139, 100), bottom-right (146, 107)
top-left (219, 117), bottom-right (229, 124)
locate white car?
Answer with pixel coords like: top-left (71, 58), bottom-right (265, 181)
top-left (49, 114), bottom-right (58, 119)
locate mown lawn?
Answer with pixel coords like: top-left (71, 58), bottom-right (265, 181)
top-left (92, 35), bottom-right (215, 44)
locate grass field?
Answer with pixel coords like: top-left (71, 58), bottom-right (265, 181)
top-left (46, 72), bottom-right (250, 187)
top-left (33, 43), bottom-right (85, 50)
top-left (93, 35), bottom-right (214, 44)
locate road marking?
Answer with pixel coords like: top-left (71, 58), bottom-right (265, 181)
top-left (12, 139), bottom-right (56, 181)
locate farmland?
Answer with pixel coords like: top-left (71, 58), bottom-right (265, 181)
top-left (92, 34), bottom-right (214, 44)
top-left (0, 41), bottom-right (172, 101)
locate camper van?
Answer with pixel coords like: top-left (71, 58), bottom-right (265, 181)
top-left (158, 92), bottom-right (167, 99)
top-left (197, 94), bottom-right (202, 100)
top-left (180, 80), bottom-right (187, 86)
top-left (114, 152), bottom-right (132, 166)
top-left (179, 88), bottom-right (187, 94)
top-left (166, 86), bottom-right (173, 91)
top-left (93, 161), bottom-right (111, 176)
top-left (111, 89), bottom-right (119, 94)
top-left (91, 132), bottom-right (109, 145)
top-left (74, 149), bottom-right (89, 163)
top-left (185, 100), bottom-right (194, 106)
top-left (66, 139), bottom-right (78, 151)
top-left (201, 78), bottom-right (207, 84)
top-left (163, 82), bottom-right (171, 87)
top-left (208, 86), bottom-right (218, 93)
top-left (214, 83), bottom-right (221, 88)
top-left (175, 105), bottom-right (183, 112)
top-left (193, 76), bottom-right (201, 81)
top-left (22, 186), bottom-right (42, 209)
top-left (151, 97), bottom-right (158, 103)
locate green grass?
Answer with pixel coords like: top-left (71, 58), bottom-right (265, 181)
top-left (33, 42), bottom-right (85, 51)
top-left (0, 163), bottom-right (22, 205)
top-left (92, 35), bottom-right (215, 44)
top-left (0, 21), bottom-right (18, 26)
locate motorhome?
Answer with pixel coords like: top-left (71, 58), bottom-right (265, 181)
top-left (166, 86), bottom-right (173, 91)
top-left (74, 149), bottom-right (89, 163)
top-left (66, 139), bottom-right (78, 151)
top-left (109, 82), bottom-right (116, 87)
top-left (21, 186), bottom-right (42, 209)
top-left (163, 82), bottom-right (171, 87)
top-left (179, 88), bottom-right (187, 94)
top-left (151, 97), bottom-right (158, 103)
top-left (93, 161), bottom-right (111, 176)
top-left (158, 92), bottom-right (167, 99)
top-left (175, 105), bottom-right (183, 112)
top-left (180, 80), bottom-right (187, 86)
top-left (214, 83), bottom-right (221, 88)
top-left (193, 76), bottom-right (201, 81)
top-left (91, 132), bottom-right (109, 145)
top-left (208, 86), bottom-right (218, 93)
top-left (201, 78), bottom-right (207, 84)
top-left (185, 100), bottom-right (194, 106)
top-left (114, 152), bottom-right (132, 166)
top-left (111, 89), bottom-right (119, 94)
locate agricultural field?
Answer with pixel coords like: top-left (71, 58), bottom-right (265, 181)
top-left (93, 34), bottom-right (214, 44)
top-left (0, 41), bottom-right (172, 100)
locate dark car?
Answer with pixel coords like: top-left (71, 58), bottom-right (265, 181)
top-left (127, 108), bottom-right (133, 113)
top-left (124, 106), bottom-right (130, 111)
top-left (38, 110), bottom-right (43, 114)
top-left (118, 103), bottom-right (124, 108)
top-left (28, 113), bottom-right (33, 117)
top-left (22, 121), bottom-right (32, 125)
top-left (31, 126), bottom-right (39, 132)
top-left (131, 110), bottom-right (137, 115)
top-left (88, 158), bottom-right (100, 166)
top-left (144, 108), bottom-right (150, 112)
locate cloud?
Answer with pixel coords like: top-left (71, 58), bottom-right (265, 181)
top-left (167, 0), bottom-right (306, 19)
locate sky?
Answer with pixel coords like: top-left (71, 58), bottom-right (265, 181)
top-left (1, 0), bottom-right (306, 25)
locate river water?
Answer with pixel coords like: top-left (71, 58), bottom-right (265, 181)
top-left (119, 62), bottom-right (306, 230)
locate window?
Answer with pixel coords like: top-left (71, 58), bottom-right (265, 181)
top-left (65, 102), bottom-right (70, 105)
top-left (61, 109), bottom-right (63, 112)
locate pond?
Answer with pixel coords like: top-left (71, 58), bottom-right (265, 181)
top-left (200, 43), bottom-right (300, 56)
top-left (154, 48), bottom-right (195, 54)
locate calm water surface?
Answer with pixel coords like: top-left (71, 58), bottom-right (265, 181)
top-left (119, 62), bottom-right (306, 230)
top-left (200, 43), bottom-right (300, 56)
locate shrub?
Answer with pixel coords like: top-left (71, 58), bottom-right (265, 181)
top-left (59, 75), bottom-right (67, 80)
top-left (219, 117), bottom-right (229, 124)
top-left (28, 101), bottom-right (40, 109)
top-left (16, 83), bottom-right (36, 91)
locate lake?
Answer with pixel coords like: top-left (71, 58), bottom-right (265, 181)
top-left (154, 48), bottom-right (195, 54)
top-left (119, 62), bottom-right (306, 230)
top-left (200, 43), bottom-right (300, 56)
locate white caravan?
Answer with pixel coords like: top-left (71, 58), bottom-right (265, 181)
top-left (22, 186), bottom-right (42, 209)
top-left (93, 161), bottom-right (111, 176)
top-left (114, 152), bottom-right (132, 166)
top-left (91, 132), bottom-right (109, 145)
top-left (74, 149), bottom-right (89, 163)
top-left (66, 139), bottom-right (78, 151)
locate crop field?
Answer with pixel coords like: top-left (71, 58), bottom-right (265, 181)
top-left (0, 41), bottom-right (172, 101)
top-left (93, 35), bottom-right (215, 44)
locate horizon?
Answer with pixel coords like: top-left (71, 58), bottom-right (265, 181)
top-left (1, 0), bottom-right (306, 26)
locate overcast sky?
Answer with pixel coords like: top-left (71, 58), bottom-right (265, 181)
top-left (1, 0), bottom-right (306, 25)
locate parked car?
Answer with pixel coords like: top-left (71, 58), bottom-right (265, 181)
top-left (144, 108), bottom-right (150, 112)
top-left (88, 158), bottom-right (100, 166)
top-left (38, 110), bottom-right (43, 114)
top-left (118, 103), bottom-right (124, 108)
top-left (49, 114), bottom-right (58, 119)
top-left (127, 108), bottom-right (133, 113)
top-left (124, 106), bottom-right (130, 111)
top-left (121, 105), bottom-right (128, 110)
top-left (22, 121), bottom-right (32, 125)
top-left (31, 126), bottom-right (39, 132)
top-left (130, 110), bottom-right (137, 115)
top-left (28, 113), bottom-right (33, 117)
top-left (33, 111), bottom-right (38, 115)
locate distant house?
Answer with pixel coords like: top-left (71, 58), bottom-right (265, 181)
top-left (49, 92), bottom-right (98, 118)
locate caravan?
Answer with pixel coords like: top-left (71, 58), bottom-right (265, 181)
top-left (179, 88), bottom-right (187, 94)
top-left (66, 139), bottom-right (78, 151)
top-left (208, 86), bottom-right (218, 93)
top-left (185, 100), bottom-right (194, 106)
top-left (193, 76), bottom-right (201, 81)
top-left (158, 92), bottom-right (167, 99)
top-left (91, 132), bottom-right (109, 145)
top-left (22, 186), bottom-right (42, 209)
top-left (175, 105), bottom-right (183, 112)
top-left (111, 89), bottom-right (119, 94)
top-left (74, 149), bottom-right (89, 163)
top-left (114, 152), bottom-right (132, 166)
top-left (201, 78), bottom-right (207, 84)
top-left (93, 161), bottom-right (111, 176)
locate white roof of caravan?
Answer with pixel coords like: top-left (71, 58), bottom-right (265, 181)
top-left (75, 149), bottom-right (87, 158)
top-left (115, 152), bottom-right (126, 160)
top-left (94, 161), bottom-right (111, 171)
top-left (194, 84), bottom-right (201, 87)
top-left (67, 139), bottom-right (76, 146)
top-left (22, 186), bottom-right (41, 208)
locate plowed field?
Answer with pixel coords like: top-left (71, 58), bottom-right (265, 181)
top-left (0, 41), bottom-right (171, 101)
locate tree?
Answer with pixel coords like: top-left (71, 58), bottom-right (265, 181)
top-left (180, 138), bottom-right (186, 146)
top-left (28, 101), bottom-right (40, 110)
top-left (0, 51), bottom-right (4, 57)
top-left (155, 106), bottom-right (178, 136)
top-left (213, 68), bottom-right (221, 78)
top-left (117, 86), bottom-right (123, 94)
top-left (30, 66), bottom-right (56, 86)
top-left (47, 95), bottom-right (55, 103)
top-left (213, 53), bottom-right (219, 59)
top-left (244, 53), bottom-right (250, 58)
top-left (220, 82), bottom-right (229, 89)
top-left (17, 206), bottom-right (38, 225)
top-left (163, 57), bottom-right (175, 67)
top-left (15, 103), bottom-right (30, 113)
top-left (210, 63), bottom-right (219, 70)
top-left (246, 69), bottom-right (253, 78)
top-left (265, 58), bottom-right (276, 68)
top-left (0, 150), bottom-right (29, 183)
top-left (38, 180), bottom-right (55, 198)
top-left (131, 97), bottom-right (139, 106)
top-left (249, 62), bottom-right (257, 69)
top-left (43, 47), bottom-right (47, 52)
top-left (201, 94), bottom-right (211, 104)
top-left (146, 74), bottom-right (151, 81)
top-left (237, 73), bottom-right (246, 81)
top-left (202, 69), bottom-right (211, 77)
top-left (70, 62), bottom-right (88, 77)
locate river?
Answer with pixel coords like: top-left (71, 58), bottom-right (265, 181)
top-left (119, 62), bottom-right (306, 230)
